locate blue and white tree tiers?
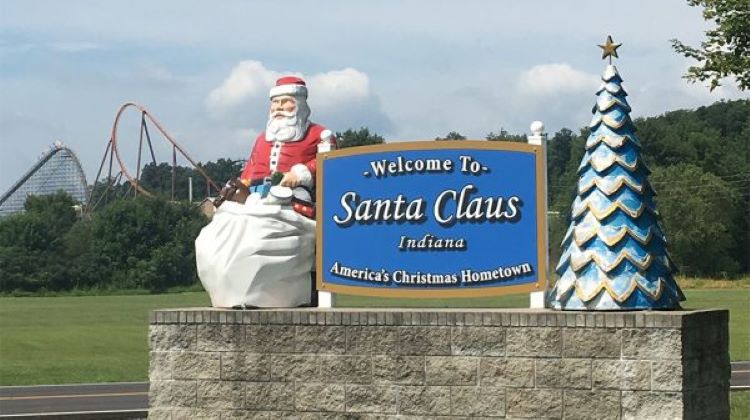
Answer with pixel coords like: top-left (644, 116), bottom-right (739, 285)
top-left (549, 64), bottom-right (685, 310)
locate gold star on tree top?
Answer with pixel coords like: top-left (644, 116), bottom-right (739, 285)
top-left (599, 35), bottom-right (622, 63)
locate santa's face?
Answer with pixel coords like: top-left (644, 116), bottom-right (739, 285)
top-left (266, 94), bottom-right (310, 142)
top-left (270, 95), bottom-right (297, 118)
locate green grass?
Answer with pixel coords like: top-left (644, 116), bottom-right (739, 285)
top-left (0, 287), bottom-right (747, 387)
top-left (682, 289), bottom-right (750, 362)
top-left (732, 392), bottom-right (750, 420)
top-left (677, 276), bottom-right (750, 289)
top-left (0, 293), bottom-right (209, 385)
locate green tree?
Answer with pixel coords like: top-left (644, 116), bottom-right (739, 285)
top-left (0, 192), bottom-right (78, 292)
top-left (199, 158), bottom-right (245, 195)
top-left (635, 100), bottom-right (750, 273)
top-left (139, 162), bottom-right (195, 201)
top-left (544, 128), bottom-right (579, 269)
top-left (0, 192), bottom-right (77, 252)
top-left (336, 127), bottom-right (385, 148)
top-left (485, 129), bottom-right (526, 142)
top-left (87, 176), bottom-right (133, 212)
top-left (671, 0), bottom-right (750, 90)
top-left (435, 131), bottom-right (466, 141)
top-left (548, 127), bottom-right (588, 213)
top-left (0, 246), bottom-right (38, 292)
top-left (546, 128), bottom-right (574, 185)
top-left (651, 164), bottom-right (741, 276)
top-left (66, 197), bottom-right (207, 291)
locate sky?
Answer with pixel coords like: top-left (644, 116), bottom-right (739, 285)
top-left (0, 0), bottom-right (747, 193)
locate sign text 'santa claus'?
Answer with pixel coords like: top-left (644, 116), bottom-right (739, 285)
top-left (317, 142), bottom-right (546, 298)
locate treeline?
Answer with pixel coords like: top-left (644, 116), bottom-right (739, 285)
top-left (0, 100), bottom-right (747, 294)
top-left (0, 192), bottom-right (206, 294)
top-left (545, 100), bottom-right (749, 277)
top-left (90, 129), bottom-right (388, 204)
top-left (89, 158), bottom-right (245, 206)
top-left (416, 100), bottom-right (748, 276)
top-left (404, 101), bottom-right (749, 277)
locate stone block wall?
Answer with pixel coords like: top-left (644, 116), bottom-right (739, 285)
top-left (149, 309), bottom-right (729, 419)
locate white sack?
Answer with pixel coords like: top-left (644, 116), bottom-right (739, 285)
top-left (195, 200), bottom-right (316, 308)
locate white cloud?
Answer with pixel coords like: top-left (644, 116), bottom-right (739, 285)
top-left (308, 68), bottom-right (370, 109)
top-left (625, 65), bottom-right (749, 120)
top-left (205, 60), bottom-right (281, 116)
top-left (518, 63), bottom-right (599, 96)
top-left (500, 63), bottom-right (604, 136)
top-left (204, 60), bottom-right (394, 135)
top-left (2, 1), bottom-right (736, 188)
top-left (206, 62), bottom-right (373, 116)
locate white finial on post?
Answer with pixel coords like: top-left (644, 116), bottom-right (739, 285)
top-left (528, 120), bottom-right (548, 309)
top-left (528, 121), bottom-right (545, 146)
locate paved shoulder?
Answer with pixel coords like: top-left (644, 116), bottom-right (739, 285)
top-left (0, 382), bottom-right (147, 418)
top-left (732, 361), bottom-right (750, 390)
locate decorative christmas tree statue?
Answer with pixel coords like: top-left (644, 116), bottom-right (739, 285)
top-left (549, 36), bottom-right (685, 310)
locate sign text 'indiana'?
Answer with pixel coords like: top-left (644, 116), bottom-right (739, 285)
top-left (317, 142), bottom-right (546, 298)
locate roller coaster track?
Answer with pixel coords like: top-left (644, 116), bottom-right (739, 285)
top-left (0, 144), bottom-right (88, 217)
top-left (88, 102), bottom-right (221, 213)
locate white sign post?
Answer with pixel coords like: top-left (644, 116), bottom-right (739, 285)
top-left (527, 121), bottom-right (548, 309)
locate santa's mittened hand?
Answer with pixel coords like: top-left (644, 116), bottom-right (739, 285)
top-left (279, 172), bottom-right (301, 188)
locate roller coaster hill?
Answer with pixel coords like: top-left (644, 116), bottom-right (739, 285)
top-left (0, 141), bottom-right (88, 217)
top-left (0, 103), bottom-right (235, 218)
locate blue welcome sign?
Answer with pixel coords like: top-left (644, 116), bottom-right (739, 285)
top-left (316, 141), bottom-right (546, 298)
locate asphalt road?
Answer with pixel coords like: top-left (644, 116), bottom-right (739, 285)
top-left (0, 382), bottom-right (147, 418)
top-left (1, 363), bottom-right (748, 417)
top-left (732, 361), bottom-right (750, 390)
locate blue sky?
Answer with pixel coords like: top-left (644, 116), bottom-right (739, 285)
top-left (1, 0), bottom-right (747, 193)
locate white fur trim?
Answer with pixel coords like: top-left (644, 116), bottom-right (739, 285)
top-left (269, 84), bottom-right (307, 99)
top-left (290, 164), bottom-right (313, 188)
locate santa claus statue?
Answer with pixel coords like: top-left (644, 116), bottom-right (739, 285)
top-left (197, 76), bottom-right (334, 308)
top-left (238, 76), bottom-right (335, 201)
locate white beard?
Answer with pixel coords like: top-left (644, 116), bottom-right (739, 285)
top-left (265, 101), bottom-right (311, 142)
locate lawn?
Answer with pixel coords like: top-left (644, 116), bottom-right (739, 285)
top-left (0, 293), bottom-right (209, 385)
top-left (1, 287), bottom-right (748, 386)
top-left (681, 288), bottom-right (750, 363)
top-left (1, 288), bottom-right (748, 418)
top-left (733, 392), bottom-right (750, 420)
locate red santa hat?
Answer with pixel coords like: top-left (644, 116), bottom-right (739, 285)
top-left (269, 76), bottom-right (308, 99)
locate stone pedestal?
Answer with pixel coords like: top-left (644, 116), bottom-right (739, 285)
top-left (148, 309), bottom-right (729, 419)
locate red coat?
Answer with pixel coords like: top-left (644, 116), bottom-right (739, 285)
top-left (240, 123), bottom-right (334, 183)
